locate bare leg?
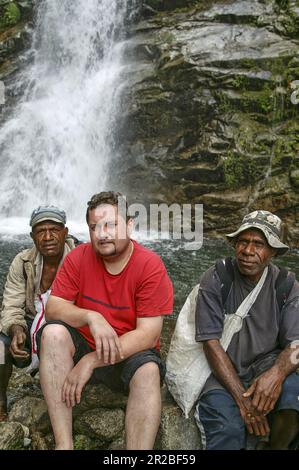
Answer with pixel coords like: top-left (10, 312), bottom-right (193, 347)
top-left (39, 324), bottom-right (75, 450)
top-left (270, 409), bottom-right (299, 450)
top-left (125, 362), bottom-right (161, 450)
top-left (0, 338), bottom-right (12, 421)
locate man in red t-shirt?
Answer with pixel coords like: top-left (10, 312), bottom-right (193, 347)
top-left (37, 191), bottom-right (173, 450)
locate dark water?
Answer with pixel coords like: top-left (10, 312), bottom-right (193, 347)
top-left (1, 236), bottom-right (299, 313)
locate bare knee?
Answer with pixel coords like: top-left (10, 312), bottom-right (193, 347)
top-left (129, 362), bottom-right (160, 391)
top-left (41, 324), bottom-right (74, 354)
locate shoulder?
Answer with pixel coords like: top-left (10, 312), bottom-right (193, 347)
top-left (132, 241), bottom-right (167, 271)
top-left (62, 243), bottom-right (94, 267)
top-left (200, 265), bottom-right (221, 289)
top-left (65, 242), bottom-right (92, 258)
top-left (268, 262), bottom-right (299, 296)
top-left (11, 247), bottom-right (37, 268)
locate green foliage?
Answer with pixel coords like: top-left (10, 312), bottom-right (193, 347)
top-left (223, 151), bottom-right (259, 189)
top-left (275, 0), bottom-right (290, 10)
top-left (273, 130), bottom-right (299, 168)
top-left (223, 151), bottom-right (246, 188)
top-left (232, 75), bottom-right (249, 90)
top-left (0, 2), bottom-right (21, 29)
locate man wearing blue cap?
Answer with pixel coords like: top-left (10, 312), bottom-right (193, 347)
top-left (0, 205), bottom-right (74, 421)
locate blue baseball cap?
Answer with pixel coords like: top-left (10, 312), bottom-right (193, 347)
top-left (30, 205), bottom-right (66, 228)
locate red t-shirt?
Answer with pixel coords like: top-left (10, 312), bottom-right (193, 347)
top-left (51, 240), bottom-right (173, 349)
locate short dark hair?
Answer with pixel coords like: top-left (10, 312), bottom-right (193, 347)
top-left (86, 191), bottom-right (129, 223)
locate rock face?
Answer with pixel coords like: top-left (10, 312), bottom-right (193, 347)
top-left (1, 0), bottom-right (298, 242)
top-left (1, 369), bottom-right (201, 450)
top-left (109, 0), bottom-right (299, 246)
top-left (0, 1), bottom-right (35, 123)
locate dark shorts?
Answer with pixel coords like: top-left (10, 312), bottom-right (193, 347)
top-left (36, 320), bottom-right (166, 393)
top-left (195, 372), bottom-right (299, 450)
top-left (0, 319), bottom-right (32, 368)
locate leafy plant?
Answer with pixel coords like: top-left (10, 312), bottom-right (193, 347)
top-left (1, 2), bottom-right (21, 29)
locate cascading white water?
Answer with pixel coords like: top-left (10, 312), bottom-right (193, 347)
top-left (0, 0), bottom-right (136, 232)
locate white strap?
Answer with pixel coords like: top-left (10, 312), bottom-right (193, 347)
top-left (220, 267), bottom-right (269, 351)
top-left (234, 266), bottom-right (268, 319)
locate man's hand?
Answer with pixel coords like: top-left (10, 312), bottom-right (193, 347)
top-left (86, 311), bottom-right (124, 364)
top-left (62, 355), bottom-right (95, 408)
top-left (236, 395), bottom-right (270, 437)
top-left (243, 366), bottom-right (284, 415)
top-left (8, 325), bottom-right (29, 359)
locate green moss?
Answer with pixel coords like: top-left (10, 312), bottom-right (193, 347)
top-left (273, 132), bottom-right (299, 168)
top-left (275, 0), bottom-right (290, 10)
top-left (160, 31), bottom-right (175, 45)
top-left (223, 151), bottom-right (246, 188)
top-left (223, 151), bottom-right (261, 189)
top-left (0, 2), bottom-right (21, 30)
top-left (231, 75), bottom-right (247, 90)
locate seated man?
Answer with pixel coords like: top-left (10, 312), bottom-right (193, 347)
top-left (37, 191), bottom-right (173, 450)
top-left (195, 210), bottom-right (299, 450)
top-left (0, 205), bottom-right (73, 421)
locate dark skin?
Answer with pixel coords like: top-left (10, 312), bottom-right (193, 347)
top-left (0, 220), bottom-right (68, 420)
top-left (203, 229), bottom-right (299, 442)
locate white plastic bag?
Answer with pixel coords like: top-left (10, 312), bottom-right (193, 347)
top-left (165, 268), bottom-right (268, 418)
top-left (165, 284), bottom-right (209, 418)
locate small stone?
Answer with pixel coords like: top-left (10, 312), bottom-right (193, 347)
top-left (23, 437), bottom-right (31, 447)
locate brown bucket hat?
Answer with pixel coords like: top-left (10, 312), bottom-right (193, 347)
top-left (226, 210), bottom-right (289, 255)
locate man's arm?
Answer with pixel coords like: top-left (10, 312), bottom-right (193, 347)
top-left (0, 254), bottom-right (28, 336)
top-left (203, 339), bottom-right (270, 437)
top-left (85, 315), bottom-right (163, 366)
top-left (47, 295), bottom-right (162, 365)
top-left (243, 342), bottom-right (299, 414)
top-left (0, 253), bottom-right (31, 359)
top-left (61, 316), bottom-right (163, 407)
top-left (46, 295), bottom-right (93, 327)
top-left (46, 295), bottom-right (124, 362)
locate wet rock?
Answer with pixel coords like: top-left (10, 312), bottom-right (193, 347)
top-left (74, 383), bottom-right (127, 417)
top-left (157, 403), bottom-right (201, 450)
top-left (290, 169), bottom-right (299, 189)
top-left (0, 421), bottom-right (25, 450)
top-left (109, 0), bottom-right (299, 247)
top-left (74, 408), bottom-right (125, 444)
top-left (8, 396), bottom-right (50, 433)
top-left (73, 434), bottom-right (100, 451)
top-left (107, 434), bottom-right (126, 450)
top-left (31, 431), bottom-right (55, 450)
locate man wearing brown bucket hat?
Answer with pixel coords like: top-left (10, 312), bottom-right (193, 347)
top-left (194, 210), bottom-right (299, 450)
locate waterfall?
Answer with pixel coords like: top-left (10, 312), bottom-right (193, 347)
top-left (0, 0), bottom-right (136, 232)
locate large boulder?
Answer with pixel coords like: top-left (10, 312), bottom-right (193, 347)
top-left (74, 408), bottom-right (125, 446)
top-left (8, 396), bottom-right (50, 433)
top-left (158, 403), bottom-right (201, 450)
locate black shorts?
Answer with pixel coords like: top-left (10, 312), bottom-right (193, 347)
top-left (36, 320), bottom-right (166, 393)
top-left (0, 318), bottom-right (33, 368)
